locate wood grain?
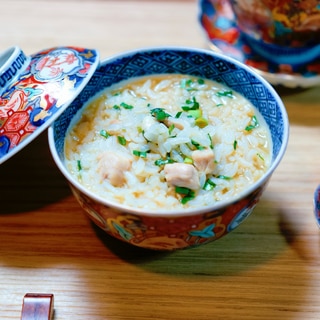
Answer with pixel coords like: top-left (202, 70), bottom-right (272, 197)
top-left (1, 1), bottom-right (320, 319)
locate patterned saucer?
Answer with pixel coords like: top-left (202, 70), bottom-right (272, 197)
top-left (314, 185), bottom-right (320, 228)
top-left (199, 0), bottom-right (320, 87)
top-left (0, 46), bottom-right (99, 164)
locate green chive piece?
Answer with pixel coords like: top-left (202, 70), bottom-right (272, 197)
top-left (175, 186), bottom-right (191, 195)
top-left (188, 109), bottom-right (202, 119)
top-left (168, 124), bottom-right (175, 135)
top-left (154, 157), bottom-right (175, 166)
top-left (233, 140), bottom-right (238, 150)
top-left (117, 136), bottom-right (127, 145)
top-left (120, 102), bottom-right (134, 109)
top-left (133, 150), bottom-right (147, 158)
top-left (77, 160), bottom-right (82, 171)
top-left (191, 139), bottom-right (205, 150)
top-left (175, 111), bottom-right (182, 118)
top-left (195, 117), bottom-right (208, 128)
top-left (181, 97), bottom-right (199, 111)
top-left (181, 195), bottom-right (195, 204)
top-left (100, 130), bottom-right (110, 139)
top-left (175, 186), bottom-right (195, 204)
top-left (208, 134), bottom-right (214, 149)
top-left (245, 115), bottom-right (259, 131)
top-left (150, 108), bottom-right (171, 121)
top-left (217, 175), bottom-right (232, 180)
top-left (184, 157), bottom-right (193, 164)
top-left (216, 90), bottom-right (233, 98)
top-left (180, 78), bottom-right (193, 89)
top-left (203, 179), bottom-right (216, 191)
top-left (257, 153), bottom-right (264, 161)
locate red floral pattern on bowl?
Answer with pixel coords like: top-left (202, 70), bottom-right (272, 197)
top-left (0, 46), bottom-right (99, 164)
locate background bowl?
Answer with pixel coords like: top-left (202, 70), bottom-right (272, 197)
top-left (48, 47), bottom-right (289, 251)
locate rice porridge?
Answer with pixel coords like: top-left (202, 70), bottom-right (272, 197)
top-left (64, 74), bottom-right (272, 210)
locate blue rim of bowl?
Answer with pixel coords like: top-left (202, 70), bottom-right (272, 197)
top-left (198, 0), bottom-right (320, 88)
top-left (314, 185), bottom-right (320, 227)
top-left (48, 46), bottom-right (289, 217)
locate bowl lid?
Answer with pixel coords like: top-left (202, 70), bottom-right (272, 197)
top-left (0, 46), bottom-right (99, 164)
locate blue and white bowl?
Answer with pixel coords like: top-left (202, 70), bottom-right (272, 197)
top-left (48, 47), bottom-right (289, 250)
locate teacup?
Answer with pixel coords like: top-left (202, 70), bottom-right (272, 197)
top-left (228, 0), bottom-right (320, 66)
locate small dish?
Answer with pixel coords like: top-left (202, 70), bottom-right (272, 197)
top-left (0, 46), bottom-right (99, 164)
top-left (198, 0), bottom-right (320, 88)
top-left (314, 185), bottom-right (320, 227)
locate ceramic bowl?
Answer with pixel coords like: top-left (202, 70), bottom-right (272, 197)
top-left (0, 46), bottom-right (99, 164)
top-left (48, 47), bottom-right (289, 251)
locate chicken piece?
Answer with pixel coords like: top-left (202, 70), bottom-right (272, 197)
top-left (192, 149), bottom-right (215, 174)
top-left (97, 151), bottom-right (131, 187)
top-left (164, 163), bottom-right (200, 190)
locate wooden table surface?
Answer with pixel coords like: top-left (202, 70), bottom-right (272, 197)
top-left (1, 0), bottom-right (320, 319)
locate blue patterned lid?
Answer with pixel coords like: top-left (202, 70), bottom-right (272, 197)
top-left (0, 46), bottom-right (99, 164)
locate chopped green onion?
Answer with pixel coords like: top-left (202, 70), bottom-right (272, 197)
top-left (233, 140), bottom-right (238, 150)
top-left (181, 196), bottom-right (195, 204)
top-left (191, 139), bottom-right (205, 150)
top-left (257, 153), bottom-right (264, 161)
top-left (114, 102), bottom-right (134, 110)
top-left (120, 102), bottom-right (134, 109)
top-left (168, 124), bottom-right (175, 135)
top-left (181, 97), bottom-right (199, 111)
top-left (175, 186), bottom-right (191, 195)
top-left (175, 111), bottom-right (182, 118)
top-left (195, 117), bottom-right (208, 128)
top-left (175, 186), bottom-right (195, 204)
top-left (180, 78), bottom-right (193, 89)
top-left (188, 109), bottom-right (202, 119)
top-left (77, 160), bottom-right (82, 171)
top-left (117, 136), bottom-right (127, 145)
top-left (197, 78), bottom-right (205, 85)
top-left (133, 150), bottom-right (147, 158)
top-left (151, 108), bottom-right (171, 121)
top-left (245, 115), bottom-right (259, 131)
top-left (184, 157), bottom-right (193, 164)
top-left (100, 129), bottom-right (110, 139)
top-left (155, 157), bottom-right (175, 166)
top-left (203, 179), bottom-right (216, 191)
top-left (217, 175), bottom-right (232, 180)
top-left (208, 134), bottom-right (214, 149)
top-left (216, 90), bottom-right (233, 98)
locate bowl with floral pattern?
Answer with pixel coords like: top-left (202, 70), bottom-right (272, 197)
top-left (48, 47), bottom-right (289, 251)
top-left (0, 46), bottom-right (99, 164)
